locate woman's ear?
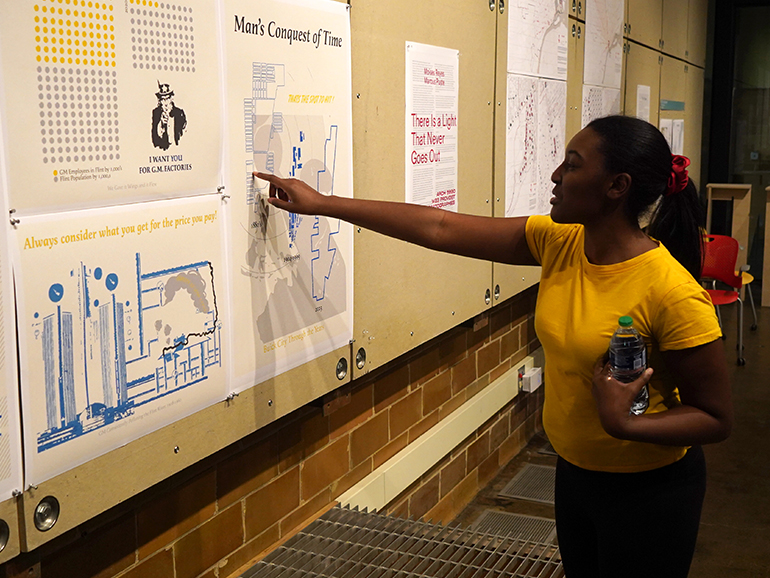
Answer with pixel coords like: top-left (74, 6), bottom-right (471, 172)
top-left (607, 172), bottom-right (632, 200)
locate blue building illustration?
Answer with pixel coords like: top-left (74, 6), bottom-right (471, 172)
top-left (34, 256), bottom-right (221, 452)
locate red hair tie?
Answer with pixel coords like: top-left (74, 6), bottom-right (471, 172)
top-left (666, 155), bottom-right (690, 196)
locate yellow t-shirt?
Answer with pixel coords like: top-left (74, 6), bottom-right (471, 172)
top-left (525, 215), bottom-right (722, 472)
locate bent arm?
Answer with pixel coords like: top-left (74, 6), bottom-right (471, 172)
top-left (598, 339), bottom-right (733, 446)
top-left (255, 172), bottom-right (538, 266)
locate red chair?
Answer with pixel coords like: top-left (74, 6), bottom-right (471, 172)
top-left (702, 234), bottom-right (745, 365)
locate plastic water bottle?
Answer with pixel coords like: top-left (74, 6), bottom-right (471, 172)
top-left (609, 316), bottom-right (649, 415)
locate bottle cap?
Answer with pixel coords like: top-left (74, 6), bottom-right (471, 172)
top-left (618, 315), bottom-right (633, 327)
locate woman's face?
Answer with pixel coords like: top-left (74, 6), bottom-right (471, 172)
top-left (549, 127), bottom-right (617, 225)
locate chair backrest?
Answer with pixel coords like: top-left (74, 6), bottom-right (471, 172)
top-left (702, 234), bottom-right (743, 289)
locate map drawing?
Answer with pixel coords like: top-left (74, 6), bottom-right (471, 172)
top-left (583, 0), bottom-right (624, 89)
top-left (506, 75), bottom-right (567, 217)
top-left (581, 85), bottom-right (621, 128)
top-left (536, 79), bottom-right (567, 215)
top-left (221, 31), bottom-right (354, 391)
top-left (242, 62), bottom-right (347, 346)
top-left (507, 0), bottom-right (569, 80)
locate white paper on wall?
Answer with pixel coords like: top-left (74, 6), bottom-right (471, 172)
top-left (581, 85), bottom-right (621, 128)
top-left (506, 74), bottom-right (566, 217)
top-left (660, 118), bottom-right (674, 150)
top-left (0, 114), bottom-right (24, 500)
top-left (672, 119), bottom-right (685, 155)
top-left (222, 0), bottom-right (354, 392)
top-left (405, 42), bottom-right (459, 212)
top-left (636, 85), bottom-right (651, 122)
top-left (0, 0), bottom-right (224, 215)
top-left (507, 0), bottom-right (568, 80)
top-left (583, 0), bottom-right (624, 89)
top-left (13, 195), bottom-right (228, 485)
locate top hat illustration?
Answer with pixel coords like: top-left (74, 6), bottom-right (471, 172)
top-left (156, 82), bottom-right (174, 99)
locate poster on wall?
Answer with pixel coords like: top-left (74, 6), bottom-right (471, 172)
top-left (636, 85), bottom-right (651, 122)
top-left (12, 195), bottom-right (228, 485)
top-left (405, 42), bottom-right (459, 211)
top-left (581, 85), bottom-right (621, 128)
top-left (505, 75), bottom-right (566, 217)
top-left (221, 0), bottom-right (354, 391)
top-left (0, 121), bottom-right (24, 500)
top-left (583, 0), bottom-right (624, 89)
top-left (507, 0), bottom-right (568, 80)
top-left (0, 0), bottom-right (223, 215)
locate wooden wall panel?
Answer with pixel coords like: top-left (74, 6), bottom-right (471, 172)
top-left (624, 42), bottom-right (662, 126)
top-left (350, 0), bottom-right (497, 376)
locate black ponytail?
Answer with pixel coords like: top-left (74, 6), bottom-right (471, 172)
top-left (586, 115), bottom-right (705, 279)
top-left (647, 179), bottom-right (706, 279)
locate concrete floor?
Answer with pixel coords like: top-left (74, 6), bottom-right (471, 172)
top-left (452, 303), bottom-right (770, 577)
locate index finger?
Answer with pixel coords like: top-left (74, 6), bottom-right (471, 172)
top-left (253, 171), bottom-right (280, 184)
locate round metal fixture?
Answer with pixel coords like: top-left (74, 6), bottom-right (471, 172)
top-left (485, 288), bottom-right (491, 305)
top-left (355, 348), bottom-right (367, 370)
top-left (336, 357), bottom-right (348, 380)
top-left (34, 496), bottom-right (60, 532)
top-left (494, 284), bottom-right (501, 301)
top-left (0, 519), bottom-right (9, 552)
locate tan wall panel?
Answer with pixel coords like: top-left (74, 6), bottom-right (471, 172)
top-left (660, 55), bottom-right (687, 107)
top-left (687, 0), bottom-right (708, 67)
top-left (0, 498), bottom-right (20, 564)
top-left (661, 0), bottom-right (689, 59)
top-left (566, 18), bottom-right (585, 140)
top-left (627, 0), bottom-right (662, 49)
top-left (18, 344), bottom-right (350, 551)
top-left (624, 42), bottom-right (661, 126)
top-left (350, 0), bottom-right (496, 376)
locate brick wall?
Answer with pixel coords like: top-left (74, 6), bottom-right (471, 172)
top-left (1, 285), bottom-right (542, 578)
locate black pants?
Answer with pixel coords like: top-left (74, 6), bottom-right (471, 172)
top-left (555, 446), bottom-right (706, 578)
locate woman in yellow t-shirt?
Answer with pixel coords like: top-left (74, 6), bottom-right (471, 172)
top-left (256, 115), bottom-right (732, 578)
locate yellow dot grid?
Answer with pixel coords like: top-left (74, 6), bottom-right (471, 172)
top-left (34, 0), bottom-right (116, 67)
top-left (129, 0), bottom-right (161, 6)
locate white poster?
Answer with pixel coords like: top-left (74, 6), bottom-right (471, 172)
top-left (636, 85), bottom-right (651, 122)
top-left (506, 75), bottom-right (566, 217)
top-left (507, 0), bottom-right (568, 80)
top-left (660, 118), bottom-right (674, 149)
top-left (0, 0), bottom-right (224, 215)
top-left (0, 116), bottom-right (24, 500)
top-left (672, 119), bottom-right (685, 155)
top-left (222, 0), bottom-right (354, 391)
top-left (13, 195), bottom-right (228, 485)
top-left (405, 42), bottom-right (459, 211)
top-left (583, 0), bottom-right (624, 89)
top-left (581, 85), bottom-right (621, 128)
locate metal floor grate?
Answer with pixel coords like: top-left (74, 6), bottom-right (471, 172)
top-left (240, 504), bottom-right (563, 577)
top-left (473, 510), bottom-right (557, 544)
top-left (498, 464), bottom-right (556, 504)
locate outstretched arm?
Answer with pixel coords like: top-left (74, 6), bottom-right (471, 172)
top-left (255, 172), bottom-right (539, 266)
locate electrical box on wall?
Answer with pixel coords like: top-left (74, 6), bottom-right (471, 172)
top-left (521, 367), bottom-right (542, 393)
